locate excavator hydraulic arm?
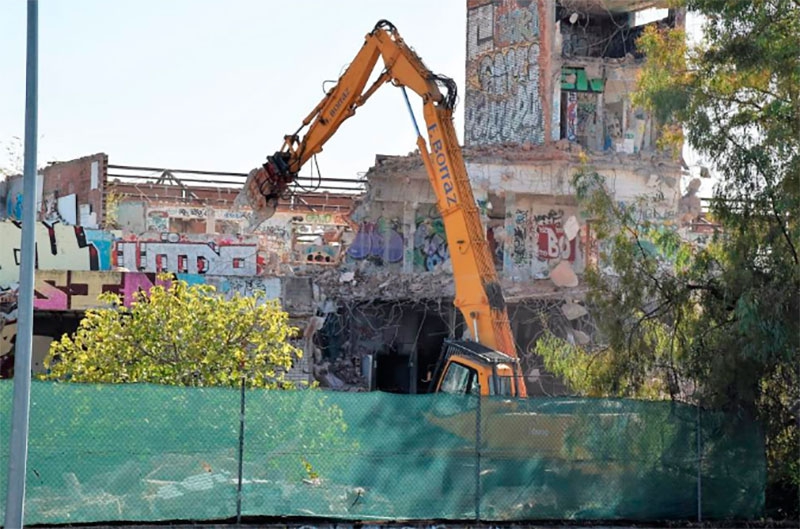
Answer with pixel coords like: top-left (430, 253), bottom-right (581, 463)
top-left (241, 20), bottom-right (526, 396)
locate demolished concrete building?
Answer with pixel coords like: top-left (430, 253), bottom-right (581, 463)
top-left (1, 1), bottom-right (692, 395)
top-left (0, 155), bottom-right (361, 381)
top-left (307, 1), bottom-right (685, 394)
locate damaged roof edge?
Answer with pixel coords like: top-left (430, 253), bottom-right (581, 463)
top-left (558, 0), bottom-right (671, 15)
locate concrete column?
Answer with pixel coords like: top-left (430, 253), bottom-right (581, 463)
top-left (402, 203), bottom-right (417, 274)
top-left (205, 206), bottom-right (215, 234)
top-left (503, 192), bottom-right (516, 279)
top-left (597, 92), bottom-right (605, 151)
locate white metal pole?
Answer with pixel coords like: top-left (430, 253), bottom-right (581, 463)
top-left (4, 1), bottom-right (39, 526)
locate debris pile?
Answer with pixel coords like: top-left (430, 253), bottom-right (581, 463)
top-left (314, 267), bottom-right (456, 302)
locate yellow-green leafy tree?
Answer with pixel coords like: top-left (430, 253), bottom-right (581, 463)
top-left (537, 0), bottom-right (799, 516)
top-left (43, 277), bottom-right (351, 484)
top-left (45, 278), bottom-right (300, 388)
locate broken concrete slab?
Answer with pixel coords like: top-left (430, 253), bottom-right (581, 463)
top-left (563, 215), bottom-right (580, 241)
top-left (549, 261), bottom-right (579, 288)
top-left (561, 301), bottom-right (588, 320)
top-left (573, 329), bottom-right (591, 345)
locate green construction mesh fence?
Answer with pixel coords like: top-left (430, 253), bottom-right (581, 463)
top-left (0, 381), bottom-right (765, 525)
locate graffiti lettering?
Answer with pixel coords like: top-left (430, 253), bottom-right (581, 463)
top-left (30, 271), bottom-right (284, 311)
top-left (305, 213), bottom-right (332, 224)
top-left (566, 92), bottom-right (578, 142)
top-left (561, 67), bottom-right (604, 93)
top-left (466, 43), bottom-right (542, 145)
top-left (466, 0), bottom-right (542, 146)
top-left (0, 221), bottom-right (114, 287)
top-left (495, 1), bottom-right (539, 46)
top-left (414, 212), bottom-right (449, 272)
top-left (347, 219), bottom-right (404, 265)
top-left (513, 209), bottom-right (529, 265)
top-left (509, 209), bottom-right (579, 268)
top-left (116, 241), bottom-right (257, 276)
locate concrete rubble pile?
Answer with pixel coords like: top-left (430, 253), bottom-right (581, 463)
top-left (314, 267), bottom-right (456, 302)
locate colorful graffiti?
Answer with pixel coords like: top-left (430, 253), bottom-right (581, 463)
top-left (303, 213), bottom-right (349, 225)
top-left (487, 225), bottom-right (504, 271)
top-left (116, 233), bottom-right (259, 276)
top-left (513, 209), bottom-right (529, 265)
top-left (146, 211), bottom-right (169, 231)
top-left (561, 67), bottom-right (604, 93)
top-left (347, 219), bottom-right (404, 265)
top-left (7, 193), bottom-right (23, 220)
top-left (494, 0), bottom-right (539, 46)
top-left (535, 210), bottom-right (577, 262)
top-left (565, 92), bottom-right (578, 142)
top-left (0, 221), bottom-right (115, 287)
top-left (299, 244), bottom-right (340, 265)
top-left (0, 271), bottom-right (287, 365)
top-left (509, 208), bottom-right (580, 275)
top-left (466, 0), bottom-right (543, 145)
top-left (34, 270), bottom-right (165, 310)
top-left (3, 271), bottom-right (284, 314)
top-left (414, 214), bottom-right (449, 272)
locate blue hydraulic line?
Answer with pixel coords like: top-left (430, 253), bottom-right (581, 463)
top-left (400, 86), bottom-right (422, 138)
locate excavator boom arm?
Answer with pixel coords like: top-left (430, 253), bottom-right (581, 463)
top-left (243, 20), bottom-right (526, 397)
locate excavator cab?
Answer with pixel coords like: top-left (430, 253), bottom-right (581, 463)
top-left (430, 340), bottom-right (523, 397)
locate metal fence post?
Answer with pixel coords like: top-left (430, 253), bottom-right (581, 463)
top-left (236, 376), bottom-right (246, 525)
top-left (4, 2), bottom-right (39, 527)
top-left (696, 402), bottom-right (702, 522)
top-left (475, 394), bottom-right (482, 522)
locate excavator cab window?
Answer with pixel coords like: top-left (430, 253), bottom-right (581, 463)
top-left (439, 362), bottom-right (480, 395)
top-left (489, 374), bottom-right (513, 396)
top-left (489, 363), bottom-right (518, 397)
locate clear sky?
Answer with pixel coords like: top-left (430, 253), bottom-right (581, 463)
top-left (0, 0), bottom-right (466, 179)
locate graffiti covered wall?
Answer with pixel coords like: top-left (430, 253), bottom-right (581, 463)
top-left (506, 203), bottom-right (584, 280)
top-left (4, 174), bottom-right (45, 222)
top-left (0, 221), bottom-right (116, 286)
top-left (347, 218), bottom-right (405, 267)
top-left (30, 270), bottom-right (283, 310)
top-left (116, 234), bottom-right (259, 277)
top-left (465, 0), bottom-right (546, 146)
top-left (346, 203), bottom-right (454, 274)
top-left (0, 270), bottom-right (294, 374)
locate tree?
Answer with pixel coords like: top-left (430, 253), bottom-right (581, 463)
top-left (44, 277), bottom-right (352, 484)
top-left (45, 277), bottom-right (301, 388)
top-left (0, 136), bottom-right (23, 178)
top-left (536, 0), bottom-right (799, 515)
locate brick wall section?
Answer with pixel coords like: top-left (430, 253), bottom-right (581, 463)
top-left (41, 153), bottom-right (108, 227)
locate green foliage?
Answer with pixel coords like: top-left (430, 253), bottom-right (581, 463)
top-left (538, 169), bottom-right (705, 403)
top-left (41, 277), bottom-right (354, 481)
top-left (102, 189), bottom-right (124, 230)
top-left (542, 1), bottom-right (799, 514)
top-left (0, 136), bottom-right (23, 177)
top-left (44, 276), bottom-right (302, 389)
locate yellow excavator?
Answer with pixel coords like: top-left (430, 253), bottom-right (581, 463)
top-left (241, 20), bottom-right (527, 398)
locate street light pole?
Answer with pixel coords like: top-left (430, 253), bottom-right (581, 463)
top-left (4, 1), bottom-right (39, 526)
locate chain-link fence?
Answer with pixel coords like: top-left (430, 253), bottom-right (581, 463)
top-left (0, 380), bottom-right (765, 525)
